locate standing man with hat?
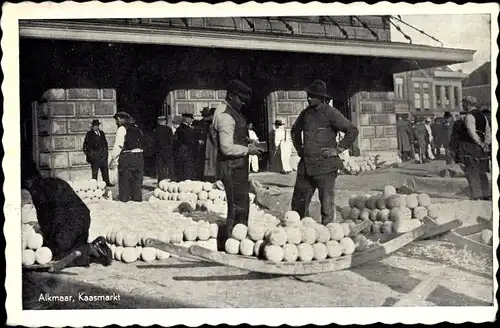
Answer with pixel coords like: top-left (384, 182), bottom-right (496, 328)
top-left (454, 96), bottom-right (491, 200)
top-left (153, 116), bottom-right (174, 183)
top-left (291, 80), bottom-right (358, 224)
top-left (174, 113), bottom-right (201, 181)
top-left (193, 107), bottom-right (215, 180)
top-left (83, 119), bottom-right (113, 187)
top-left (109, 111), bottom-right (145, 202)
top-left (210, 79), bottom-right (263, 248)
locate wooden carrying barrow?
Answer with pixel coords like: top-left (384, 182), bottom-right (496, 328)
top-left (146, 218), bottom-right (461, 276)
top-left (438, 216), bottom-right (493, 255)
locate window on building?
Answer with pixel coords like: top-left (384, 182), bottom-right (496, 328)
top-left (422, 82), bottom-right (429, 89)
top-left (395, 77), bottom-right (404, 99)
top-left (414, 93), bottom-right (421, 110)
top-left (423, 93), bottom-right (430, 110)
top-left (414, 82), bottom-right (420, 89)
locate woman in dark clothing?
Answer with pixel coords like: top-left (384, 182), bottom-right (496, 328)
top-left (455, 97), bottom-right (491, 200)
top-left (22, 160), bottom-right (112, 271)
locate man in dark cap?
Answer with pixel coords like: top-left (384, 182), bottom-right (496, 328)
top-left (109, 111), bottom-right (145, 202)
top-left (83, 119), bottom-right (113, 187)
top-left (22, 159), bottom-right (112, 271)
top-left (174, 113), bottom-right (201, 181)
top-left (193, 107), bottom-right (215, 180)
top-left (210, 79), bottom-right (263, 249)
top-left (153, 116), bottom-right (174, 183)
top-left (291, 80), bottom-right (358, 224)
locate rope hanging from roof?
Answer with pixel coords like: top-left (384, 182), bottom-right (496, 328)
top-left (353, 16), bottom-right (379, 40)
top-left (391, 15), bottom-right (444, 47)
top-left (324, 16), bottom-right (349, 39)
top-left (387, 16), bottom-right (413, 44)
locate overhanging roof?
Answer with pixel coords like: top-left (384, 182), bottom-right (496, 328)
top-left (19, 19), bottom-right (475, 71)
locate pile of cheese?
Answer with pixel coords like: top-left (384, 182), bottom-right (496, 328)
top-left (103, 216), bottom-right (219, 264)
top-left (223, 211), bottom-right (377, 263)
top-left (67, 179), bottom-right (109, 204)
top-left (22, 223), bottom-right (53, 266)
top-left (339, 185), bottom-right (436, 235)
top-left (340, 152), bottom-right (378, 174)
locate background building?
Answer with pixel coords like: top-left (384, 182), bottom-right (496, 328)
top-left (392, 66), bottom-right (469, 119)
top-left (462, 61), bottom-right (491, 110)
top-left (20, 16), bottom-right (474, 179)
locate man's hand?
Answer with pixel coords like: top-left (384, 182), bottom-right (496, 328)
top-left (321, 147), bottom-right (339, 158)
top-left (109, 159), bottom-right (117, 170)
top-left (248, 143), bottom-right (263, 156)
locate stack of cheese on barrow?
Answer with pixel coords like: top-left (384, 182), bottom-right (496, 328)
top-left (68, 179), bottom-right (109, 204)
top-left (339, 185), bottom-right (438, 235)
top-left (103, 217), bottom-right (219, 264)
top-left (339, 152), bottom-right (378, 175)
top-left (22, 223), bottom-right (53, 266)
top-left (223, 211), bottom-right (377, 263)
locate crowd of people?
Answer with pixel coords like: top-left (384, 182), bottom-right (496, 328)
top-left (396, 96), bottom-right (491, 200)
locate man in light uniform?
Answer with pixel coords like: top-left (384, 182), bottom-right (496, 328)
top-left (210, 79), bottom-right (263, 249)
top-left (247, 122), bottom-right (260, 173)
top-left (109, 112), bottom-right (145, 202)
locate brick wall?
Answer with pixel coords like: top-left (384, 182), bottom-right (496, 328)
top-left (166, 89), bottom-right (226, 119)
top-left (352, 91), bottom-right (398, 157)
top-left (35, 88), bottom-right (117, 181)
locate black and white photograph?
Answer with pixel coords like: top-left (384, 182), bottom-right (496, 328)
top-left (3, 1), bottom-right (498, 326)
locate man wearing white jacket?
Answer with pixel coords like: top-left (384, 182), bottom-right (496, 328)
top-left (273, 120), bottom-right (293, 174)
top-left (247, 122), bottom-right (260, 172)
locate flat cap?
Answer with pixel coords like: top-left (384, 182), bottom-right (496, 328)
top-left (227, 79), bottom-right (252, 101)
top-left (113, 111), bottom-right (132, 120)
top-left (462, 96), bottom-right (477, 105)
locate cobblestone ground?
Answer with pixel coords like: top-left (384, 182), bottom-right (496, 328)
top-left (22, 161), bottom-right (494, 309)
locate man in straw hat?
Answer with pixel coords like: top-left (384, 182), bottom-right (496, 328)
top-left (83, 119), bottom-right (113, 187)
top-left (153, 116), bottom-right (174, 183)
top-left (210, 79), bottom-right (263, 249)
top-left (109, 111), bottom-right (145, 202)
top-left (271, 119), bottom-right (293, 174)
top-left (291, 79), bottom-right (358, 224)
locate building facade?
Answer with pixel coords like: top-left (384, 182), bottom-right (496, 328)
top-left (393, 66), bottom-right (469, 118)
top-left (19, 17), bottom-right (475, 178)
top-left (462, 61), bottom-right (491, 109)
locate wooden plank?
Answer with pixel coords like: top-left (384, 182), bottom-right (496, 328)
top-left (188, 223), bottom-right (433, 276)
top-left (23, 250), bottom-right (82, 273)
top-left (442, 231), bottom-right (492, 255)
top-left (393, 267), bottom-right (446, 306)
top-left (476, 216), bottom-right (493, 230)
top-left (453, 223), bottom-right (485, 236)
top-left (145, 238), bottom-right (211, 262)
top-left (420, 217), bottom-right (463, 239)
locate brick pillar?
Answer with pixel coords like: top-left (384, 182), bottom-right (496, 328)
top-left (448, 85), bottom-right (455, 110)
top-left (440, 85), bottom-right (446, 110)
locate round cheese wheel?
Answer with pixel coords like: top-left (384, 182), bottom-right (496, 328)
top-left (22, 249), bottom-right (36, 266)
top-left (264, 245), bottom-right (284, 263)
top-left (297, 243), bottom-right (314, 262)
top-left (312, 243), bottom-right (328, 260)
top-left (239, 239), bottom-right (255, 256)
top-left (121, 247), bottom-right (138, 263)
top-left (141, 247), bottom-right (157, 263)
top-left (282, 244), bottom-right (299, 262)
top-left (326, 240), bottom-right (342, 258)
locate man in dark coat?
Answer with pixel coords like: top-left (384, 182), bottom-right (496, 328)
top-left (193, 107), bottom-right (214, 180)
top-left (83, 119), bottom-right (113, 187)
top-left (174, 113), bottom-right (201, 181)
top-left (22, 160), bottom-right (112, 271)
top-left (441, 111), bottom-right (454, 164)
top-left (210, 79), bottom-right (263, 249)
top-left (153, 116), bottom-right (174, 183)
top-left (109, 112), bottom-right (145, 202)
top-left (291, 80), bottom-right (359, 224)
top-left (396, 115), bottom-right (415, 161)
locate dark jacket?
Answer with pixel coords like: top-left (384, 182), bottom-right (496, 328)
top-left (291, 102), bottom-right (358, 176)
top-left (83, 129), bottom-right (108, 163)
top-left (28, 177), bottom-right (91, 260)
top-left (153, 125), bottom-right (174, 156)
top-left (123, 123), bottom-right (144, 151)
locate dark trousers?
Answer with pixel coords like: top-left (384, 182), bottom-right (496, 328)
top-left (156, 154), bottom-right (172, 183)
top-left (219, 160), bottom-right (250, 242)
top-left (291, 170), bottom-right (337, 224)
top-left (118, 152), bottom-right (144, 202)
top-left (464, 161), bottom-right (490, 199)
top-left (90, 157), bottom-right (110, 184)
